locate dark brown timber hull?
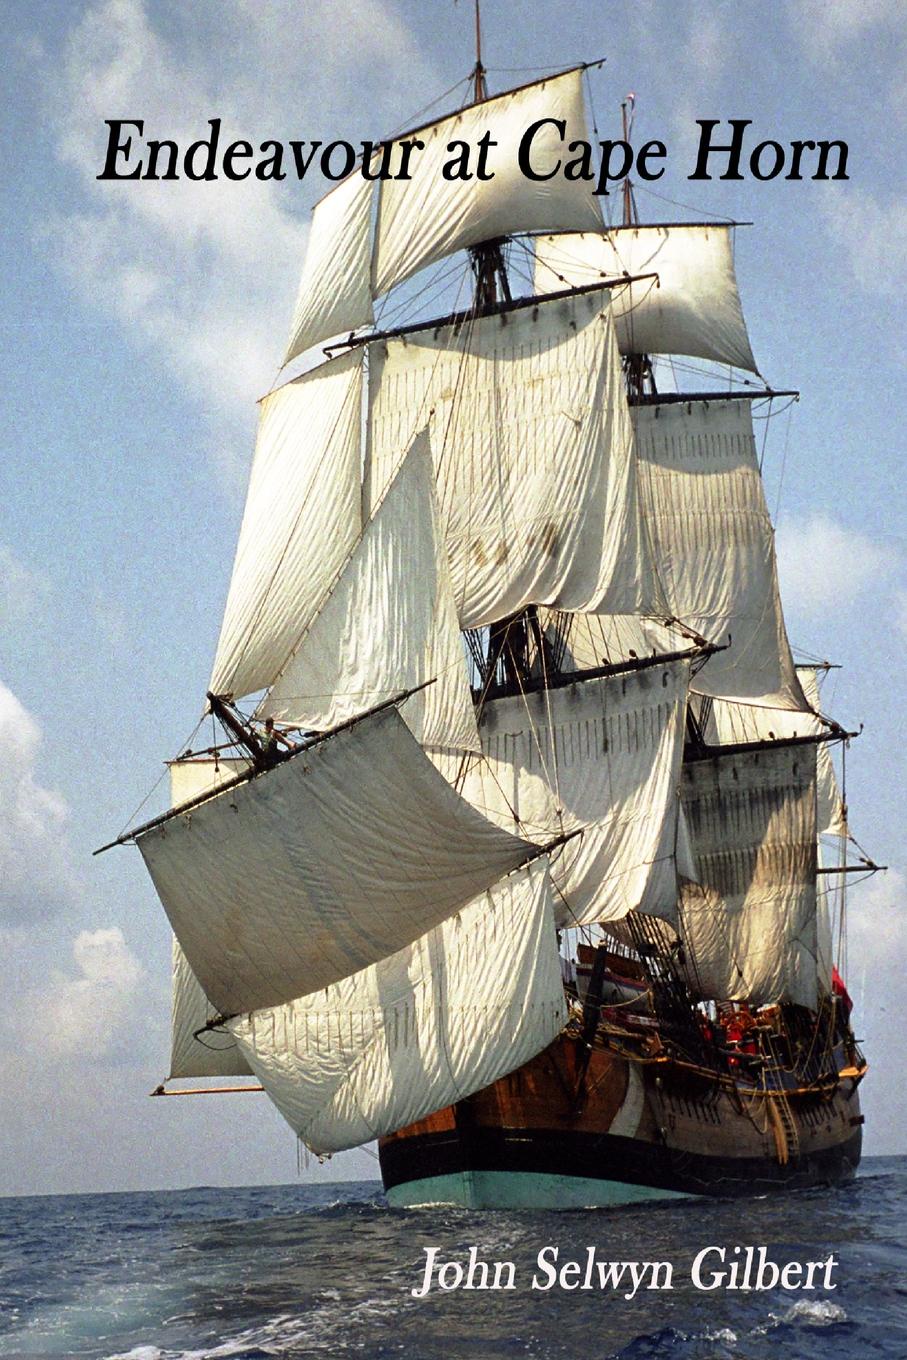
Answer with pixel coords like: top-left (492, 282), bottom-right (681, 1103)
top-left (378, 1034), bottom-right (863, 1209)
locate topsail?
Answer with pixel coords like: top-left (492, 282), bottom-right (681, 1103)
top-left (258, 432), bottom-right (480, 752)
top-left (166, 758), bottom-right (252, 1079)
top-left (534, 224), bottom-right (757, 372)
top-left (368, 289), bottom-right (659, 628)
top-left (285, 68), bottom-right (602, 362)
top-left (208, 350), bottom-right (363, 703)
top-left (430, 657), bottom-right (691, 928)
top-left (559, 397), bottom-right (807, 710)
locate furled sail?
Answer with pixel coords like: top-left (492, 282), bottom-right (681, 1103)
top-left (167, 758), bottom-right (253, 1078)
top-left (228, 859), bottom-right (565, 1154)
top-left (533, 224), bottom-right (757, 372)
top-left (284, 68), bottom-right (603, 364)
top-left (679, 743), bottom-right (819, 1009)
top-left (429, 658), bottom-right (691, 927)
top-left (367, 289), bottom-right (659, 629)
top-left (138, 707), bottom-right (539, 1016)
top-left (208, 349), bottom-right (363, 702)
top-left (559, 398), bottom-right (806, 709)
top-left (258, 432), bottom-right (480, 752)
top-left (698, 667), bottom-right (846, 837)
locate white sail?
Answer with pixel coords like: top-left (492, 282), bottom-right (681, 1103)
top-left (679, 743), bottom-right (819, 1009)
top-left (138, 706), bottom-right (539, 1016)
top-left (429, 658), bottom-right (690, 927)
top-left (284, 171), bottom-right (375, 365)
top-left (815, 840), bottom-right (837, 997)
top-left (534, 224), bottom-right (757, 372)
top-left (208, 349), bottom-right (363, 702)
top-left (368, 290), bottom-right (657, 629)
top-left (227, 858), bottom-right (565, 1154)
top-left (636, 398), bottom-right (802, 708)
top-left (798, 668), bottom-right (847, 840)
top-left (373, 69), bottom-right (602, 295)
top-left (168, 755), bottom-right (251, 806)
top-left (698, 667), bottom-right (845, 837)
top-left (258, 432), bottom-right (479, 752)
top-left (541, 609), bottom-right (693, 669)
top-left (171, 938), bottom-right (252, 1079)
top-left (549, 400), bottom-right (804, 707)
top-left (282, 69), bottom-right (602, 363)
top-left (167, 758), bottom-right (253, 1078)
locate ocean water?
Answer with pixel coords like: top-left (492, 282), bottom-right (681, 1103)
top-left (1, 1158), bottom-right (905, 1360)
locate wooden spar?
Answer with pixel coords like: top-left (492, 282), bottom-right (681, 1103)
top-left (684, 727), bottom-right (857, 762)
top-left (480, 641), bottom-right (723, 705)
top-left (93, 679), bottom-right (436, 855)
top-left (817, 863), bottom-right (887, 875)
top-left (631, 389), bottom-right (799, 406)
top-left (523, 220), bottom-right (753, 237)
top-left (150, 1084), bottom-right (264, 1097)
top-left (472, 0), bottom-right (485, 102)
top-left (523, 824), bottom-right (584, 867)
top-left (621, 98), bottom-right (634, 229)
top-left (206, 692), bottom-right (265, 766)
top-left (321, 274), bottom-right (660, 354)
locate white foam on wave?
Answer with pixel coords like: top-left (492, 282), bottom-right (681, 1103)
top-left (105, 1349), bottom-right (165, 1360)
top-left (102, 1292), bottom-right (411, 1360)
top-left (750, 1295), bottom-right (849, 1337)
top-left (778, 1297), bottom-right (848, 1326)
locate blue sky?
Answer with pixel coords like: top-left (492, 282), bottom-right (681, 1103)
top-left (2, 0), bottom-right (905, 1195)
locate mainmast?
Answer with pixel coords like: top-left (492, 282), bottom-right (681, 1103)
top-left (467, 1), bottom-right (511, 311)
top-left (465, 5), bottom-right (550, 693)
top-left (619, 95), bottom-right (656, 399)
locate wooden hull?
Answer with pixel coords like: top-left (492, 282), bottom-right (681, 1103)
top-left (378, 1034), bottom-right (863, 1208)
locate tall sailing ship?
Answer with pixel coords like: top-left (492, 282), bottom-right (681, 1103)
top-left (103, 48), bottom-right (874, 1208)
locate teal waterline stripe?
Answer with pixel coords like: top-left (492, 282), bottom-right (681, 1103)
top-left (384, 1169), bottom-right (690, 1210)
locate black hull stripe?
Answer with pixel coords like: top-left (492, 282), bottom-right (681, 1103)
top-left (379, 1127), bottom-right (863, 1199)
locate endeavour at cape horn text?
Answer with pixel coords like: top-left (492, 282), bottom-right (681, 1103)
top-left (96, 117), bottom-right (848, 188)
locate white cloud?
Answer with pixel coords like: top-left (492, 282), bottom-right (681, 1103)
top-left (42, 0), bottom-right (440, 440)
top-left (0, 681), bottom-right (81, 923)
top-left (775, 512), bottom-right (894, 617)
top-left (626, 2), bottom-right (737, 161)
top-left (786, 0), bottom-right (905, 62)
top-left (820, 188), bottom-right (907, 300)
top-left (785, 0), bottom-right (907, 125)
top-left (36, 927), bottom-right (145, 1060)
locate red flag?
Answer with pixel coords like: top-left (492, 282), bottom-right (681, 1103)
top-left (832, 965), bottom-right (853, 1017)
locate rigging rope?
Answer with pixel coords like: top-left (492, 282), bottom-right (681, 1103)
top-left (116, 714), bottom-right (205, 840)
